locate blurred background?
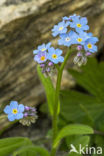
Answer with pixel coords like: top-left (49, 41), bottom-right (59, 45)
top-left (0, 0), bottom-right (104, 155)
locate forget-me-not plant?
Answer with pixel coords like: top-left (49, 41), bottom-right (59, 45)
top-left (3, 14), bottom-right (99, 156)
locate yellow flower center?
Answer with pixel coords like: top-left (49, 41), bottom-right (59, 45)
top-left (59, 27), bottom-right (63, 31)
top-left (77, 38), bottom-right (82, 42)
top-left (41, 48), bottom-right (46, 51)
top-left (40, 56), bottom-right (45, 61)
top-left (12, 109), bottom-right (18, 114)
top-left (52, 54), bottom-right (57, 59)
top-left (87, 43), bottom-right (92, 49)
top-left (77, 24), bottom-right (82, 28)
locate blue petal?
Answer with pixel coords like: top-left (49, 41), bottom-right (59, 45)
top-left (58, 56), bottom-right (64, 62)
top-left (16, 113), bottom-right (23, 120)
top-left (38, 44), bottom-right (45, 50)
top-left (33, 50), bottom-right (38, 54)
top-left (92, 45), bottom-right (97, 52)
top-left (72, 17), bottom-right (79, 23)
top-left (70, 22), bottom-right (76, 28)
top-left (88, 32), bottom-right (93, 37)
top-left (83, 25), bottom-right (89, 30)
top-left (63, 16), bottom-right (69, 20)
top-left (84, 45), bottom-right (88, 51)
top-left (90, 37), bottom-right (99, 44)
top-left (52, 59), bottom-right (58, 64)
top-left (60, 33), bottom-right (67, 39)
top-left (55, 49), bottom-right (62, 56)
top-left (65, 42), bottom-right (72, 47)
top-left (61, 28), bottom-right (67, 33)
top-left (48, 47), bottom-right (55, 54)
top-left (52, 32), bottom-right (58, 37)
top-left (8, 114), bottom-right (15, 121)
top-left (58, 21), bottom-right (65, 26)
top-left (69, 30), bottom-right (76, 36)
top-left (34, 55), bottom-right (39, 63)
top-left (46, 42), bottom-right (51, 49)
top-left (66, 21), bottom-right (71, 26)
top-left (65, 21), bottom-right (70, 26)
top-left (4, 105), bottom-right (11, 114)
top-left (18, 104), bottom-right (24, 113)
top-left (76, 27), bottom-right (83, 33)
top-left (58, 39), bottom-right (64, 45)
top-left (80, 17), bottom-right (88, 25)
top-left (10, 101), bottom-right (18, 109)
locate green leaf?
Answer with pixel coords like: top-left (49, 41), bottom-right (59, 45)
top-left (66, 153), bottom-right (81, 156)
top-left (60, 90), bottom-right (104, 125)
top-left (66, 135), bottom-right (90, 156)
top-left (53, 124), bottom-right (93, 148)
top-left (37, 65), bottom-right (60, 116)
top-left (69, 58), bottom-right (104, 102)
top-left (13, 145), bottom-right (50, 156)
top-left (94, 112), bottom-right (104, 131)
top-left (95, 135), bottom-right (104, 148)
top-left (66, 135), bottom-right (90, 148)
top-left (0, 137), bottom-right (32, 156)
top-left (60, 58), bottom-right (104, 127)
top-left (13, 146), bottom-right (37, 156)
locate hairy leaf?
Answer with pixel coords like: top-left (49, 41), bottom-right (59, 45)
top-left (53, 124), bottom-right (93, 148)
top-left (0, 137), bottom-right (32, 156)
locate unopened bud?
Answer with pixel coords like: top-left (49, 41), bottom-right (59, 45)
top-left (77, 45), bottom-right (82, 51)
top-left (48, 62), bottom-right (53, 66)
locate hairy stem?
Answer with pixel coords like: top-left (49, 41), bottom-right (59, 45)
top-left (51, 48), bottom-right (73, 156)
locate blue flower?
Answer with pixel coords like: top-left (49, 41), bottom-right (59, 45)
top-left (33, 42), bottom-right (51, 54)
top-left (58, 30), bottom-right (76, 47)
top-left (4, 101), bottom-right (24, 121)
top-left (84, 37), bottom-right (98, 53)
top-left (70, 14), bottom-right (80, 20)
top-left (87, 32), bottom-right (93, 37)
top-left (63, 16), bottom-right (71, 21)
top-left (73, 31), bottom-right (89, 45)
top-left (48, 47), bottom-right (64, 64)
top-left (34, 51), bottom-right (47, 63)
top-left (52, 21), bottom-right (69, 37)
top-left (70, 17), bottom-right (89, 33)
top-left (63, 14), bottom-right (80, 21)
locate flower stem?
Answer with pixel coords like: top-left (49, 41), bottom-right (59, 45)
top-left (51, 48), bottom-right (73, 156)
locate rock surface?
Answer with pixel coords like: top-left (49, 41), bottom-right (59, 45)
top-left (0, 0), bottom-right (104, 111)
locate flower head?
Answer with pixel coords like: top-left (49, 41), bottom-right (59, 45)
top-left (70, 17), bottom-right (89, 33)
top-left (48, 47), bottom-right (64, 64)
top-left (73, 52), bottom-right (87, 66)
top-left (73, 31), bottom-right (89, 45)
top-left (58, 30), bottom-right (76, 47)
top-left (84, 37), bottom-right (98, 53)
top-left (34, 51), bottom-right (47, 63)
top-left (52, 21), bottom-right (69, 37)
top-left (33, 42), bottom-right (51, 54)
top-left (4, 101), bottom-right (24, 121)
top-left (19, 106), bottom-right (38, 126)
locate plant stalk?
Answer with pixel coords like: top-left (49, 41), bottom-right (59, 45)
top-left (51, 48), bottom-right (73, 156)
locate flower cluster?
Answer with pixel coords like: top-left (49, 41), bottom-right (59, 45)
top-left (52, 14), bottom-right (98, 66)
top-left (33, 43), bottom-right (64, 74)
top-left (4, 101), bottom-right (37, 125)
top-left (19, 106), bottom-right (38, 126)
